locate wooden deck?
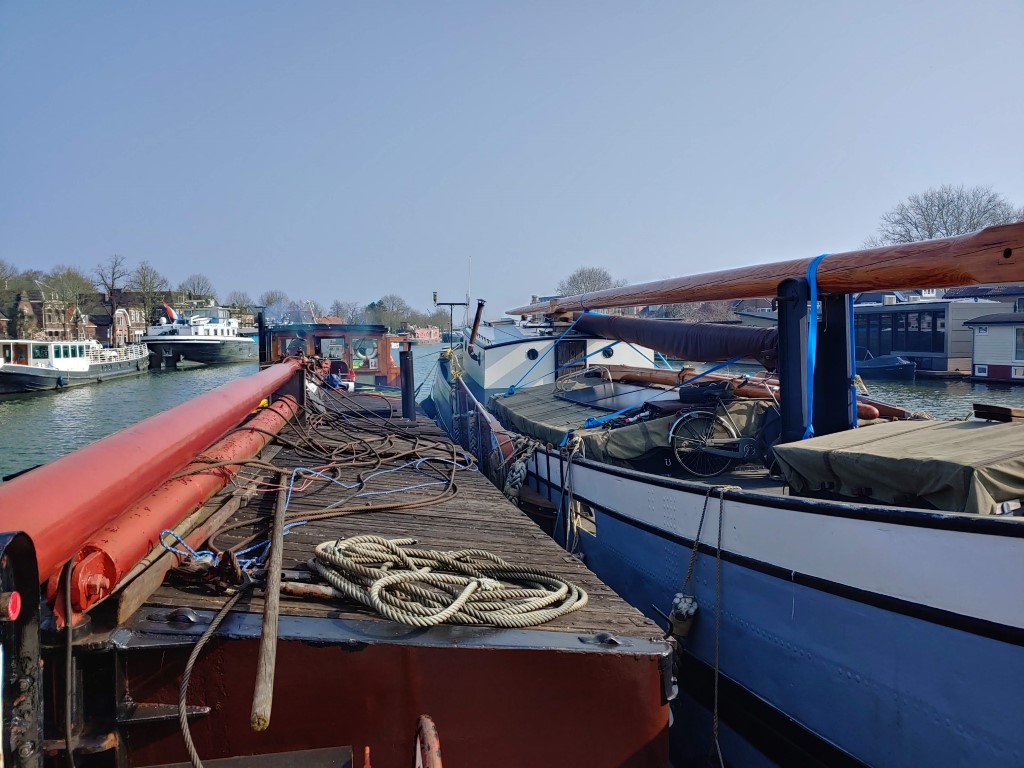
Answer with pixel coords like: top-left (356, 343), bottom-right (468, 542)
top-left (145, 395), bottom-right (663, 640)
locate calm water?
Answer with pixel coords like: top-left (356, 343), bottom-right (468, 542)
top-left (2, 346), bottom-right (1018, 478)
top-left (0, 343), bottom-right (448, 479)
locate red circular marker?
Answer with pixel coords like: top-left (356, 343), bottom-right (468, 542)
top-left (0, 591), bottom-right (21, 621)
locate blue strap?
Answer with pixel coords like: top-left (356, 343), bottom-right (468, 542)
top-left (582, 355), bottom-right (743, 429)
top-left (506, 312), bottom-right (588, 395)
top-left (803, 253), bottom-right (829, 439)
top-left (848, 296), bottom-right (858, 427)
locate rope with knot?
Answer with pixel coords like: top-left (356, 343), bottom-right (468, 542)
top-left (310, 535), bottom-right (588, 627)
top-left (501, 435), bottom-right (540, 503)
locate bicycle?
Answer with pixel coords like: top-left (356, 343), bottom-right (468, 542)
top-left (668, 381), bottom-right (781, 478)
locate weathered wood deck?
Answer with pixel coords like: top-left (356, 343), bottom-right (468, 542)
top-left (145, 396), bottom-right (662, 639)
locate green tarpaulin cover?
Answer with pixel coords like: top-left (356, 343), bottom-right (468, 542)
top-left (774, 419), bottom-right (1024, 515)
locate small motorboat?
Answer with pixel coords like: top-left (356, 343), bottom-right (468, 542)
top-left (855, 347), bottom-right (917, 379)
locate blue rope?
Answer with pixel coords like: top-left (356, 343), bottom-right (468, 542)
top-left (582, 355), bottom-right (743, 429)
top-left (803, 253), bottom-right (829, 439)
top-left (656, 352), bottom-right (674, 369)
top-left (159, 530), bottom-right (216, 563)
top-left (506, 312), bottom-right (588, 395)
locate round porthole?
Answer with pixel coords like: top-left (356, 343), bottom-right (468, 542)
top-left (601, 347), bottom-right (614, 359)
top-left (526, 348), bottom-right (539, 360)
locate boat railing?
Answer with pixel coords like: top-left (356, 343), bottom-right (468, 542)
top-left (85, 343), bottom-right (148, 364)
top-left (448, 373), bottom-right (516, 481)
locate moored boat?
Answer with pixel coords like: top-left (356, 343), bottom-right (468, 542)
top-left (142, 304), bottom-right (257, 368)
top-left (430, 222), bottom-right (1024, 767)
top-left (855, 346), bottom-right (917, 379)
top-left (0, 338), bottom-right (149, 394)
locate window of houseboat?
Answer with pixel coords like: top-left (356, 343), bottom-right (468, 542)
top-left (32, 344), bottom-right (50, 359)
top-left (2, 345), bottom-right (11, 363)
top-left (54, 345), bottom-right (62, 358)
top-left (1015, 328), bottom-right (1024, 361)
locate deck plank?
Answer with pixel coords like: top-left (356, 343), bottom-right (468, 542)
top-left (145, 400), bottom-right (663, 639)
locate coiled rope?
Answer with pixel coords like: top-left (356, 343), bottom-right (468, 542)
top-left (309, 535), bottom-right (588, 627)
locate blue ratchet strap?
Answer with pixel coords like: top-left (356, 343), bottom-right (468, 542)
top-left (803, 253), bottom-right (829, 439)
top-left (848, 296), bottom-right (858, 427)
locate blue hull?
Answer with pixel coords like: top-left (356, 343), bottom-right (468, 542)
top-left (577, 503), bottom-right (1023, 767)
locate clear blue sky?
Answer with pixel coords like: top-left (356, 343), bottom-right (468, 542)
top-left (2, 2), bottom-right (1022, 317)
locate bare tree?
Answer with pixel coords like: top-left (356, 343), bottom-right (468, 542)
top-left (128, 261), bottom-right (170, 325)
top-left (258, 289), bottom-right (289, 322)
top-left (225, 291), bottom-right (254, 311)
top-left (556, 267), bottom-right (627, 296)
top-left (366, 294), bottom-right (411, 332)
top-left (0, 259), bottom-right (15, 290)
top-left (866, 184), bottom-right (1024, 246)
top-left (329, 300), bottom-right (364, 324)
top-left (94, 254), bottom-right (131, 317)
top-left (43, 265), bottom-right (94, 339)
top-left (660, 300), bottom-right (734, 323)
top-left (178, 273), bottom-right (217, 302)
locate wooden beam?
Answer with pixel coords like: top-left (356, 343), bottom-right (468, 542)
top-left (506, 223), bottom-right (1024, 315)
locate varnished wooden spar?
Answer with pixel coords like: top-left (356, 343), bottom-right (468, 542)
top-left (507, 223), bottom-right (1024, 315)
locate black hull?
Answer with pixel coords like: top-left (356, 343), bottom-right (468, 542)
top-left (0, 359), bottom-right (147, 394)
top-left (147, 339), bottom-right (257, 368)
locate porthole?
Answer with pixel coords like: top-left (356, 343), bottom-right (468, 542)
top-left (526, 348), bottom-right (539, 360)
top-left (601, 348), bottom-right (614, 359)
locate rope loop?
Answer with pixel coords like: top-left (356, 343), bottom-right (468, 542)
top-left (309, 535), bottom-right (588, 628)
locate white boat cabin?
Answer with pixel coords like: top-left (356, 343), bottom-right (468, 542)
top-left (0, 339), bottom-right (128, 371)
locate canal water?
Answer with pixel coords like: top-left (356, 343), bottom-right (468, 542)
top-left (0, 343), bottom-right (447, 479)
top-left (1, 344), bottom-right (1019, 479)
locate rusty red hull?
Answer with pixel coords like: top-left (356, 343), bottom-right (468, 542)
top-left (120, 636), bottom-right (669, 768)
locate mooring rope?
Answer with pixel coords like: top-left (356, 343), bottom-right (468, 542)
top-left (308, 535), bottom-right (588, 627)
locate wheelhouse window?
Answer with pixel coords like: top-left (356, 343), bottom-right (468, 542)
top-left (32, 344), bottom-right (50, 359)
top-left (55, 346), bottom-right (63, 358)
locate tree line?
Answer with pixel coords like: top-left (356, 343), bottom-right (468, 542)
top-left (0, 254), bottom-right (449, 338)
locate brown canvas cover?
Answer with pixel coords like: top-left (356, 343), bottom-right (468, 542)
top-left (774, 419), bottom-right (1024, 515)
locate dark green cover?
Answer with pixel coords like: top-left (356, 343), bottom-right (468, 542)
top-left (774, 419), bottom-right (1024, 515)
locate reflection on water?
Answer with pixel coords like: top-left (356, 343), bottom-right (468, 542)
top-left (859, 377), bottom-right (1023, 420)
top-left (0, 344), bottom-right (450, 479)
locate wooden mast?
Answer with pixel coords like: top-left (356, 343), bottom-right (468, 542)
top-left (506, 223), bottom-right (1024, 315)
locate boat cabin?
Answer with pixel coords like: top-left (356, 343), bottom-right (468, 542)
top-left (262, 322), bottom-right (404, 388)
top-left (0, 339), bottom-right (109, 371)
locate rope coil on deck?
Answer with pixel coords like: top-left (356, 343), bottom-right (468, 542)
top-left (309, 535), bottom-right (588, 627)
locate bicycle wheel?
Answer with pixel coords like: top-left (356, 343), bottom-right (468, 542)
top-left (669, 411), bottom-right (738, 477)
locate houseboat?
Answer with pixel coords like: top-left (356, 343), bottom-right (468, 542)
top-left (0, 338), bottom-right (149, 394)
top-left (966, 312), bottom-right (1024, 382)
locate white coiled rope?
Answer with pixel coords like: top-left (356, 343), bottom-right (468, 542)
top-left (309, 535), bottom-right (588, 628)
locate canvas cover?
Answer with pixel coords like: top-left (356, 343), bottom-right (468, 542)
top-left (490, 382), bottom-right (766, 468)
top-left (575, 313), bottom-right (779, 368)
top-left (774, 419), bottom-right (1024, 515)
